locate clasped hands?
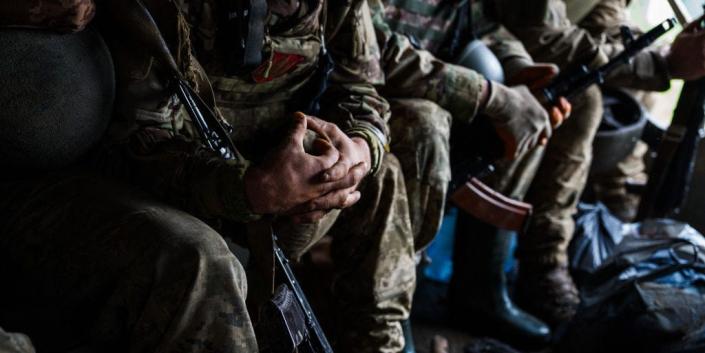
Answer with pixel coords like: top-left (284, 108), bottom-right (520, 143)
top-left (245, 112), bottom-right (371, 223)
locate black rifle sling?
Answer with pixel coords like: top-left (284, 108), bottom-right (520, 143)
top-left (221, 0), bottom-right (268, 74)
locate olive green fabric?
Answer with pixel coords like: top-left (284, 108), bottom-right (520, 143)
top-left (0, 174), bottom-right (257, 353)
top-left (492, 0), bottom-right (671, 91)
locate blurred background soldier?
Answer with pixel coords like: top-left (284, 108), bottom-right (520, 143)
top-left (492, 0), bottom-right (705, 326)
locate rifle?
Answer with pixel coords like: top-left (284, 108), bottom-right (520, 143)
top-left (541, 18), bottom-right (677, 105)
top-left (117, 1), bottom-right (334, 352)
top-left (636, 9), bottom-right (705, 220)
top-left (450, 18), bottom-right (677, 232)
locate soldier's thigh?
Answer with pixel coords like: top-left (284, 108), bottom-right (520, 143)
top-left (388, 98), bottom-right (452, 183)
top-left (0, 173), bottom-right (244, 349)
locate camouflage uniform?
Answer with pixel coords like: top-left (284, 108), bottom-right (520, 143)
top-left (368, 0), bottom-right (538, 249)
top-left (182, 2), bottom-right (416, 352)
top-left (573, 0), bottom-right (650, 222)
top-left (0, 2), bottom-right (259, 352)
top-left (0, 1), bottom-right (416, 353)
top-left (492, 0), bottom-right (671, 266)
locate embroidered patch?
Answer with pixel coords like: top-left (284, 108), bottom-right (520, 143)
top-left (251, 52), bottom-right (305, 83)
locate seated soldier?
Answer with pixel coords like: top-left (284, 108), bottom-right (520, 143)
top-left (367, 0), bottom-right (571, 344)
top-left (182, 2), bottom-right (417, 352)
top-left (491, 0), bottom-right (705, 325)
top-left (0, 1), bottom-right (415, 353)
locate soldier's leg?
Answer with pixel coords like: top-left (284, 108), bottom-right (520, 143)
top-left (388, 98), bottom-right (452, 250)
top-left (275, 154), bottom-right (415, 353)
top-left (0, 174), bottom-right (256, 353)
top-left (516, 86), bottom-right (603, 325)
top-left (330, 155), bottom-right (416, 353)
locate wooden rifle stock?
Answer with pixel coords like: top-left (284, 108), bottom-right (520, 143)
top-left (450, 177), bottom-right (533, 233)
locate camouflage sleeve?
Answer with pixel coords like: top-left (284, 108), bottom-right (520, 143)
top-left (484, 26), bottom-right (536, 81)
top-left (103, 123), bottom-right (258, 224)
top-left (493, 0), bottom-right (670, 91)
top-left (0, 0), bottom-right (95, 32)
top-left (322, 0), bottom-right (391, 175)
top-left (97, 3), bottom-right (259, 223)
top-left (368, 0), bottom-right (485, 125)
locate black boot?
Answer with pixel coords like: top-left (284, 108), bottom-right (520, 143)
top-left (449, 213), bottom-right (551, 347)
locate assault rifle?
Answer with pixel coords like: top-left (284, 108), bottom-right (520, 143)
top-left (541, 18), bottom-right (677, 105)
top-left (118, 1), bottom-right (334, 352)
top-left (451, 18), bottom-right (677, 232)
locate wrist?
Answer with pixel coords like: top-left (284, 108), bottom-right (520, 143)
top-left (351, 137), bottom-right (372, 174)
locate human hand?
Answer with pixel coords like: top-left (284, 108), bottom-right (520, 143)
top-left (244, 113), bottom-right (365, 216)
top-left (284, 116), bottom-right (372, 223)
top-left (667, 18), bottom-right (705, 81)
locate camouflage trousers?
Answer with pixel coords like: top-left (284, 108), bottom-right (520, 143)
top-left (486, 86), bottom-right (603, 266)
top-left (0, 173), bottom-right (257, 353)
top-left (387, 98), bottom-right (452, 251)
top-left (587, 141), bottom-right (648, 222)
top-left (275, 154), bottom-right (416, 353)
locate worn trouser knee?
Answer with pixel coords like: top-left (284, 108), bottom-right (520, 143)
top-left (518, 85), bottom-right (603, 266)
top-left (389, 98), bottom-right (452, 250)
top-left (0, 175), bottom-right (256, 353)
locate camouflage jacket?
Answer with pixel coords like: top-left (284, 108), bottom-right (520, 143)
top-left (368, 0), bottom-right (536, 123)
top-left (183, 0), bottom-right (389, 174)
top-left (0, 0), bottom-right (389, 222)
top-left (492, 0), bottom-right (671, 92)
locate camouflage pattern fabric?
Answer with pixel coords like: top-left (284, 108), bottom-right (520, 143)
top-left (2, 2), bottom-right (413, 353)
top-left (373, 0), bottom-right (536, 79)
top-left (277, 154), bottom-right (416, 353)
top-left (183, 2), bottom-right (415, 351)
top-left (0, 173), bottom-right (257, 353)
top-left (387, 98), bottom-right (452, 250)
top-left (574, 0), bottom-right (649, 223)
top-left (517, 86), bottom-right (604, 266)
top-left (492, 0), bottom-right (671, 91)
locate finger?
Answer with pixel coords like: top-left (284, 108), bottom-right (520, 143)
top-left (311, 139), bottom-right (340, 169)
top-left (306, 189), bottom-right (361, 212)
top-left (289, 112), bottom-right (308, 150)
top-left (317, 162), bottom-right (367, 194)
top-left (322, 158), bottom-right (350, 182)
top-left (304, 115), bottom-right (333, 139)
top-left (559, 97), bottom-right (572, 119)
top-left (549, 106), bottom-right (564, 128)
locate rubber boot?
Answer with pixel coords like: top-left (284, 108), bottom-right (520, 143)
top-left (449, 213), bottom-right (551, 347)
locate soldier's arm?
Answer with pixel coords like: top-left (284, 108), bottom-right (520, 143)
top-left (95, 1), bottom-right (260, 223)
top-left (0, 0), bottom-right (95, 32)
top-left (368, 0), bottom-right (486, 125)
top-left (320, 0), bottom-right (390, 175)
top-left (494, 0), bottom-right (670, 91)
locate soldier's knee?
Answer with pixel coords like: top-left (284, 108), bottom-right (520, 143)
top-left (389, 99), bottom-right (452, 181)
top-left (145, 208), bottom-right (246, 285)
top-left (390, 99), bottom-right (452, 146)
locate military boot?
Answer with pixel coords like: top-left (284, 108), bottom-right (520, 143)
top-left (449, 214), bottom-right (551, 346)
top-left (515, 262), bottom-right (580, 327)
